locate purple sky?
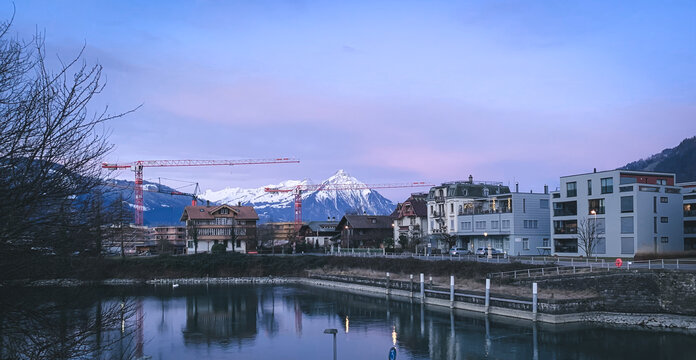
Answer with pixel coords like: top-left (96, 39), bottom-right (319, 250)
top-left (7, 1), bottom-right (696, 201)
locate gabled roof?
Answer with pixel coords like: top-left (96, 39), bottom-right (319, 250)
top-left (336, 215), bottom-right (394, 231)
top-left (394, 193), bottom-right (428, 218)
top-left (180, 204), bottom-right (259, 222)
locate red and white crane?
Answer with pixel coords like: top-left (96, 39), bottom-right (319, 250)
top-left (102, 158), bottom-right (299, 225)
top-left (264, 181), bottom-right (434, 232)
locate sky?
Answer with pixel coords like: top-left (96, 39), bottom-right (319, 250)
top-left (6, 1), bottom-right (696, 201)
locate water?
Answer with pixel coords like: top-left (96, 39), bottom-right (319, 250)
top-left (1, 284), bottom-right (695, 359)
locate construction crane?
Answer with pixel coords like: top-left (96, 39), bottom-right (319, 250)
top-left (264, 181), bottom-right (434, 232)
top-left (102, 158), bottom-right (299, 225)
top-left (103, 180), bottom-right (200, 206)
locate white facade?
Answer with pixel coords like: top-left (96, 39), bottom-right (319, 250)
top-left (551, 170), bottom-right (684, 257)
top-left (187, 239), bottom-right (247, 254)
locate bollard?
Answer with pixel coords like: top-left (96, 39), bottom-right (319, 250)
top-left (662, 259), bottom-right (664, 269)
top-left (429, 276), bottom-right (433, 289)
top-left (648, 260), bottom-right (651, 270)
top-left (420, 273), bottom-right (425, 301)
top-left (677, 259), bottom-right (680, 270)
top-left (450, 275), bottom-right (455, 308)
top-left (532, 282), bottom-right (538, 321)
top-left (485, 278), bottom-right (490, 314)
top-left (571, 258), bottom-right (574, 266)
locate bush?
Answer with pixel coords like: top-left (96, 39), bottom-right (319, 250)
top-left (211, 243), bottom-right (226, 254)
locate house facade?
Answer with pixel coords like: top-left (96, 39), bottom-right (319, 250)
top-left (392, 193), bottom-right (428, 249)
top-left (336, 215), bottom-right (394, 248)
top-left (679, 181), bottom-right (696, 251)
top-left (180, 204), bottom-right (259, 254)
top-left (299, 221), bottom-right (339, 247)
top-left (551, 170), bottom-right (683, 257)
top-left (153, 226), bottom-right (186, 254)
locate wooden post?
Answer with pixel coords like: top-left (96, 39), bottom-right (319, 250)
top-left (485, 278), bottom-right (490, 314)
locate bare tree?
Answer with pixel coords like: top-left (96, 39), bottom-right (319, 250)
top-left (577, 217), bottom-right (603, 257)
top-left (439, 232), bottom-right (458, 250)
top-left (0, 18), bottom-right (135, 256)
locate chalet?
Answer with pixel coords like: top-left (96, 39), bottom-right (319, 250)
top-left (336, 215), bottom-right (394, 248)
top-left (180, 204), bottom-right (259, 254)
top-left (392, 193), bottom-right (428, 249)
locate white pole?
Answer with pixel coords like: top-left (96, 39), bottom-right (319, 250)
top-left (485, 278), bottom-right (490, 314)
top-left (450, 275), bottom-right (455, 307)
top-left (532, 282), bottom-right (538, 321)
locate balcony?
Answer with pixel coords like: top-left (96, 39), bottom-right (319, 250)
top-left (685, 210), bottom-right (696, 218)
top-left (431, 211), bottom-right (445, 218)
top-left (433, 196), bottom-right (446, 202)
top-left (458, 208), bottom-right (512, 216)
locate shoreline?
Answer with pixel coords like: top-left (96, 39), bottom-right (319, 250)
top-left (6, 276), bottom-right (696, 331)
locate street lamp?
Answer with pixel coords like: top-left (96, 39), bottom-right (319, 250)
top-left (485, 232), bottom-right (491, 259)
top-left (590, 210), bottom-right (597, 254)
top-left (324, 328), bottom-right (338, 360)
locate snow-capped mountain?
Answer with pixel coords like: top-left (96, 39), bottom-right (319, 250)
top-left (199, 169), bottom-right (396, 223)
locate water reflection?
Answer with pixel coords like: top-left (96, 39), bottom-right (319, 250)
top-left (2, 285), bottom-right (696, 359)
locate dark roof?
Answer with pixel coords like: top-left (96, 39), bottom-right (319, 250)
top-left (428, 182), bottom-right (510, 199)
top-left (336, 215), bottom-right (394, 231)
top-left (180, 204), bottom-right (259, 222)
top-left (393, 194), bottom-right (428, 218)
top-left (304, 221), bottom-right (340, 232)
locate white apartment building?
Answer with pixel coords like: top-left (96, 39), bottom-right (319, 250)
top-left (551, 170), bottom-right (683, 257)
top-left (678, 181), bottom-right (696, 251)
top-left (427, 176), bottom-right (551, 255)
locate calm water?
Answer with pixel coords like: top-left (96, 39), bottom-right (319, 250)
top-left (1, 284), bottom-right (695, 359)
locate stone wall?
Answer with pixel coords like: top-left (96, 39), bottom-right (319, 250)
top-left (515, 270), bottom-right (696, 316)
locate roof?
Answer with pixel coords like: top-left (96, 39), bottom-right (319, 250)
top-left (179, 204), bottom-right (259, 222)
top-left (394, 194), bottom-right (428, 218)
top-left (560, 169), bottom-right (676, 179)
top-left (337, 215), bottom-right (394, 230)
top-left (428, 182), bottom-right (511, 200)
top-left (304, 221), bottom-right (340, 232)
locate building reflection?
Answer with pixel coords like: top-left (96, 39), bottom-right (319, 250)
top-left (182, 287), bottom-right (258, 345)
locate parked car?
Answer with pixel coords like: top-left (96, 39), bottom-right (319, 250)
top-left (449, 247), bottom-right (472, 256)
top-left (475, 247), bottom-right (502, 256)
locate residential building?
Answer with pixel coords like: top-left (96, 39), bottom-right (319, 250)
top-left (426, 176), bottom-right (550, 255)
top-left (551, 170), bottom-right (683, 257)
top-left (299, 220), bottom-right (339, 247)
top-left (678, 181), bottom-right (696, 251)
top-left (392, 193), bottom-right (428, 249)
top-left (257, 222), bottom-right (298, 248)
top-left (152, 226), bottom-right (187, 254)
top-left (180, 204), bottom-right (259, 254)
top-left (336, 215), bottom-right (394, 248)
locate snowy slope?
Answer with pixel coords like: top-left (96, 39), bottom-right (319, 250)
top-left (199, 170), bottom-right (396, 223)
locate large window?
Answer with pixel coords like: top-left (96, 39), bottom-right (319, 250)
top-left (553, 201), bottom-right (577, 216)
top-left (523, 238), bottom-right (529, 250)
top-left (462, 221), bottom-right (472, 230)
top-left (553, 220), bottom-right (577, 234)
top-left (524, 220), bottom-right (538, 229)
top-left (491, 220), bottom-right (499, 229)
top-left (601, 177), bottom-right (613, 194)
top-left (621, 196), bottom-right (633, 213)
top-left (566, 182), bottom-right (577, 197)
top-left (588, 198), bottom-right (605, 214)
top-left (621, 237), bottom-right (634, 254)
top-left (554, 238), bottom-right (578, 253)
top-left (621, 217), bottom-right (634, 234)
top-left (475, 221), bottom-right (486, 229)
top-left (502, 220), bottom-right (510, 229)
top-left (587, 179), bottom-right (592, 196)
top-left (540, 199), bottom-right (549, 209)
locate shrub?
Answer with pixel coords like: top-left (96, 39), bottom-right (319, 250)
top-left (211, 243), bottom-right (226, 254)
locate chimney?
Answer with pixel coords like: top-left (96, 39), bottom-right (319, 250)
top-left (544, 185), bottom-right (548, 194)
top-left (238, 201), bottom-right (241, 206)
top-left (468, 174), bottom-right (473, 183)
top-left (206, 200), bottom-right (210, 207)
top-left (515, 182), bottom-right (519, 193)
top-left (594, 168), bottom-right (597, 173)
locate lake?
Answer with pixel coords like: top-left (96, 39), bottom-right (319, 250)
top-left (1, 284), bottom-right (695, 359)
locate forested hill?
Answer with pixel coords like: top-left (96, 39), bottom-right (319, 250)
top-left (621, 136), bottom-right (696, 183)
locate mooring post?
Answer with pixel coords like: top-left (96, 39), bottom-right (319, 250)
top-left (677, 259), bottom-right (680, 270)
top-left (429, 276), bottom-right (433, 289)
top-left (450, 275), bottom-right (455, 308)
top-left (485, 278), bottom-right (490, 314)
top-left (532, 282), bottom-right (538, 322)
top-left (410, 274), bottom-right (414, 298)
top-left (662, 259), bottom-right (664, 269)
top-left (420, 273), bottom-right (425, 302)
top-left (386, 272), bottom-right (391, 295)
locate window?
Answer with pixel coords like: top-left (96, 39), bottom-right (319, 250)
top-left (620, 196), bottom-right (633, 213)
top-left (619, 186), bottom-right (633, 192)
top-left (553, 193), bottom-right (560, 198)
top-left (450, 203), bottom-right (454, 212)
top-left (523, 199), bottom-right (526, 213)
top-left (566, 182), bottom-right (577, 197)
top-left (657, 179), bottom-right (667, 185)
top-left (462, 222), bottom-right (471, 230)
top-left (450, 219), bottom-right (455, 229)
top-left (502, 220), bottom-right (510, 229)
top-left (540, 199), bottom-right (549, 209)
top-left (660, 197), bottom-right (668, 203)
top-left (524, 220), bottom-right (538, 229)
top-left (554, 238), bottom-right (578, 253)
top-left (431, 220), bottom-right (434, 230)
top-left (523, 238), bottom-right (529, 250)
top-left (654, 196), bottom-right (657, 213)
top-left (601, 177), bottom-right (613, 194)
top-left (621, 217), bottom-right (634, 234)
top-left (553, 201), bottom-right (577, 216)
top-left (543, 238), bottom-right (549, 247)
top-left (220, 208), bottom-right (229, 215)
top-left (654, 217), bottom-right (657, 233)
top-left (491, 220), bottom-right (499, 229)
top-left (588, 198), bottom-right (605, 214)
top-left (587, 179), bottom-right (592, 196)
top-left (554, 220), bottom-right (577, 234)
top-left (187, 241), bottom-right (194, 248)
top-left (661, 217), bottom-right (668, 223)
top-left (661, 237), bottom-right (669, 243)
top-left (475, 221), bottom-right (486, 230)
top-left (639, 186), bottom-right (659, 192)
top-left (621, 237), bottom-right (634, 254)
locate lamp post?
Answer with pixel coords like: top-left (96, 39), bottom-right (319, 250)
top-left (590, 210), bottom-right (597, 256)
top-left (324, 328), bottom-right (338, 360)
top-left (485, 232), bottom-right (491, 259)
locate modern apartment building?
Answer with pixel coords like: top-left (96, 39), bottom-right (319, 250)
top-left (678, 181), bottom-right (696, 251)
top-left (551, 170), bottom-right (683, 257)
top-left (426, 176), bottom-right (550, 255)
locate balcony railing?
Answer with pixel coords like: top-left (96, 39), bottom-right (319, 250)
top-left (554, 228), bottom-right (577, 235)
top-left (458, 208), bottom-right (512, 216)
top-left (685, 210), bottom-right (696, 218)
top-left (433, 196), bottom-right (446, 202)
top-left (685, 227), bottom-right (696, 235)
top-left (553, 209), bottom-right (577, 217)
